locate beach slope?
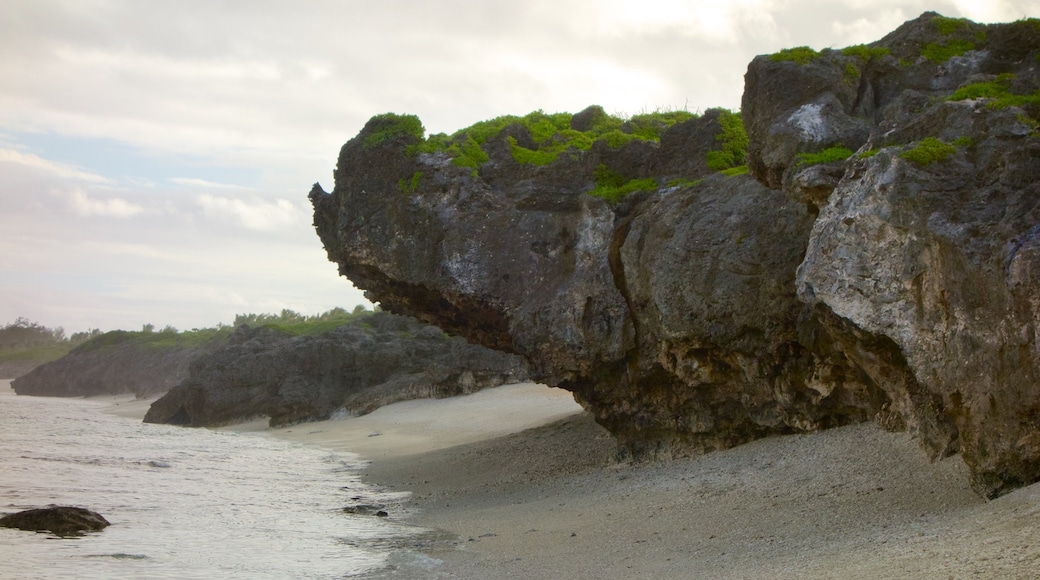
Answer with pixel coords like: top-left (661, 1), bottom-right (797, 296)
top-left (272, 383), bottom-right (1040, 579)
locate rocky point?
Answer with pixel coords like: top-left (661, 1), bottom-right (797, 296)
top-left (310, 13), bottom-right (1040, 498)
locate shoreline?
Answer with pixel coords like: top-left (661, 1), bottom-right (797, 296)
top-left (89, 381), bottom-right (1040, 578)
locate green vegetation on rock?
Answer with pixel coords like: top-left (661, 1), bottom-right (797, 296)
top-left (900, 137), bottom-right (959, 165)
top-left (719, 165), bottom-right (749, 177)
top-left (363, 113), bottom-right (425, 149)
top-left (666, 177), bottom-right (703, 189)
top-left (922, 39), bottom-right (977, 63)
top-left (841, 44), bottom-right (891, 61)
top-left (948, 73), bottom-right (1040, 112)
top-left (796, 146), bottom-right (855, 166)
top-left (398, 171), bottom-right (423, 193)
top-left (920, 16), bottom-right (985, 63)
top-left (587, 164), bottom-right (657, 203)
top-left (406, 106), bottom-right (696, 173)
top-left (932, 15), bottom-right (972, 36)
top-left (769, 46), bottom-right (821, 65)
top-left (705, 109), bottom-right (748, 172)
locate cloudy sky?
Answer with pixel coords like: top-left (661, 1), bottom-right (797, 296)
top-left (0, 0), bottom-right (1034, 334)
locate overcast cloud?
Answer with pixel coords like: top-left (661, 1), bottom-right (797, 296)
top-left (0, 0), bottom-right (1035, 334)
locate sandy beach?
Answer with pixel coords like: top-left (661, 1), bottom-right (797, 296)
top-left (90, 381), bottom-right (1040, 579)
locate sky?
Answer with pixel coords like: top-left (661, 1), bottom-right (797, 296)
top-left (1, 0), bottom-right (1035, 335)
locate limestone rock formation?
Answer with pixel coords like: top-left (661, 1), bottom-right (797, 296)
top-left (0, 506), bottom-right (110, 537)
top-left (310, 13), bottom-right (1040, 497)
top-left (11, 331), bottom-right (214, 398)
top-left (144, 312), bottom-right (528, 427)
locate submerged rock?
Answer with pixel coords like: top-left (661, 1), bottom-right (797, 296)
top-left (0, 506), bottom-right (110, 537)
top-left (310, 13), bottom-right (1040, 497)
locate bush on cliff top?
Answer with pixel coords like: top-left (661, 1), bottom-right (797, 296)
top-left (769, 46), bottom-right (821, 65)
top-left (409, 107), bottom-right (696, 171)
top-left (70, 307), bottom-right (372, 354)
top-left (363, 113), bottom-right (425, 149)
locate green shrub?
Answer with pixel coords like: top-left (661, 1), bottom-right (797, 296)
top-left (627, 110), bottom-right (696, 141)
top-left (948, 74), bottom-right (1040, 111)
top-left (705, 110), bottom-right (748, 171)
top-left (508, 138), bottom-right (558, 165)
top-left (796, 146), bottom-right (855, 166)
top-left (858, 148), bottom-right (880, 159)
top-left (362, 113), bottom-right (425, 149)
top-left (841, 44), bottom-right (891, 61)
top-left (769, 46), bottom-right (821, 65)
top-left (719, 165), bottom-right (749, 176)
top-left (951, 136), bottom-right (973, 148)
top-left (900, 137), bottom-right (958, 165)
top-left (398, 171), bottom-right (423, 193)
top-left (450, 137), bottom-right (489, 173)
top-left (596, 129), bottom-right (639, 148)
top-left (988, 92), bottom-right (1040, 110)
top-left (587, 178), bottom-right (658, 203)
top-left (402, 106), bottom-right (696, 175)
top-left (408, 132), bottom-right (451, 156)
top-left (932, 16), bottom-right (971, 36)
top-left (949, 73), bottom-right (1015, 101)
top-left (844, 63), bottom-right (860, 85)
top-left (666, 177), bottom-right (703, 188)
top-left (922, 39), bottom-right (976, 63)
top-left (586, 165), bottom-right (657, 203)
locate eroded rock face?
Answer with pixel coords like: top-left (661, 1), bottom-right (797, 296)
top-left (311, 109), bottom-right (886, 460)
top-left (312, 13), bottom-right (1040, 496)
top-left (741, 12), bottom-right (1040, 497)
top-left (144, 313), bottom-right (528, 427)
top-left (12, 332), bottom-right (212, 398)
top-left (798, 142), bottom-right (1040, 497)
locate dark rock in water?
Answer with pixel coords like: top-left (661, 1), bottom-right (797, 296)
top-left (309, 12), bottom-right (1040, 498)
top-left (0, 506), bottom-right (110, 537)
top-left (144, 312), bottom-right (529, 428)
top-left (342, 504), bottom-right (386, 516)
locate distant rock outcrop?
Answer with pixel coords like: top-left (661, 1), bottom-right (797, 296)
top-left (0, 506), bottom-right (110, 537)
top-left (311, 13), bottom-right (1040, 497)
top-left (11, 331), bottom-right (214, 398)
top-left (144, 312), bottom-right (529, 427)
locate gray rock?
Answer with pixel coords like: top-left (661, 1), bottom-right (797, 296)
top-left (0, 506), bottom-right (110, 537)
top-left (144, 313), bottom-right (529, 427)
top-left (310, 12), bottom-right (1040, 497)
top-left (11, 331), bottom-right (211, 397)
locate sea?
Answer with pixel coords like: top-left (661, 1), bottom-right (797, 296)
top-left (0, 380), bottom-right (440, 579)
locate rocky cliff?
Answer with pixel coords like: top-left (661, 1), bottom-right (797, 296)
top-left (310, 13), bottom-right (1040, 498)
top-left (144, 312), bottom-right (529, 427)
top-left (11, 331), bottom-right (215, 398)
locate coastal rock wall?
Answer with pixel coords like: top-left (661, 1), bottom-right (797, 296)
top-left (11, 332), bottom-right (206, 398)
top-left (144, 312), bottom-right (529, 427)
top-left (311, 13), bottom-right (1040, 497)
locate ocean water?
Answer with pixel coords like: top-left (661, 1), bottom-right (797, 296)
top-left (0, 380), bottom-right (434, 579)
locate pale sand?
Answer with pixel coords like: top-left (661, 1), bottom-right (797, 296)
top-left (89, 380), bottom-right (1040, 578)
top-left (89, 393), bottom-right (161, 419)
